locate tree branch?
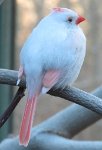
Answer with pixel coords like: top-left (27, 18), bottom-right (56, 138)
top-left (29, 134), bottom-right (102, 150)
top-left (1, 135), bottom-right (102, 150)
top-left (30, 86), bottom-right (102, 139)
top-left (0, 69), bottom-right (24, 87)
top-left (0, 87), bottom-right (25, 127)
top-left (48, 86), bottom-right (102, 115)
top-left (0, 69), bottom-right (102, 115)
top-left (0, 78), bottom-right (102, 149)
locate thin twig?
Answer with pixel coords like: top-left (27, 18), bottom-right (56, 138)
top-left (0, 87), bottom-right (25, 127)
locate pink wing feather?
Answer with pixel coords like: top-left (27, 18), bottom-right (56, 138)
top-left (43, 70), bottom-right (60, 88)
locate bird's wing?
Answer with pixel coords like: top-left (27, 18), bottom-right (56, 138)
top-left (41, 70), bottom-right (61, 93)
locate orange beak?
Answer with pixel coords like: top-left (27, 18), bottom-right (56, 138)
top-left (76, 16), bottom-right (85, 25)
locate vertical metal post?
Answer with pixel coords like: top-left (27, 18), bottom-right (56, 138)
top-left (0, 0), bottom-right (15, 141)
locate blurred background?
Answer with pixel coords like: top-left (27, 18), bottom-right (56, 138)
top-left (0, 0), bottom-right (102, 142)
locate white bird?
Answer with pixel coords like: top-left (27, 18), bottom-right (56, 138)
top-left (17, 7), bottom-right (86, 146)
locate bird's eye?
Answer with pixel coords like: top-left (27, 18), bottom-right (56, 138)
top-left (68, 17), bottom-right (73, 23)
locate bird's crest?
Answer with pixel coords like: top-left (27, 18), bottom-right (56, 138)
top-left (53, 7), bottom-right (65, 12)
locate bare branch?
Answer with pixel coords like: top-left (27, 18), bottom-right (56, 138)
top-left (48, 86), bottom-right (102, 115)
top-left (30, 134), bottom-right (102, 150)
top-left (1, 135), bottom-right (102, 150)
top-left (0, 69), bottom-right (102, 115)
top-left (30, 85), bottom-right (102, 139)
top-left (0, 69), bottom-right (25, 87)
top-left (0, 87), bottom-right (25, 127)
top-left (0, 84), bottom-right (102, 149)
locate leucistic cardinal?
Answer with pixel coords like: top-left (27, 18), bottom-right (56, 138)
top-left (17, 7), bottom-right (86, 146)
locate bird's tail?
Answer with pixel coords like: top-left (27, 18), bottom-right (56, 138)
top-left (19, 94), bottom-right (37, 147)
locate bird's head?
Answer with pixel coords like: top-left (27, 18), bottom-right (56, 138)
top-left (52, 7), bottom-right (85, 26)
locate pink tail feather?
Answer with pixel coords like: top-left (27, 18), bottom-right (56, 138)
top-left (19, 95), bottom-right (37, 146)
